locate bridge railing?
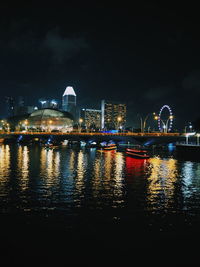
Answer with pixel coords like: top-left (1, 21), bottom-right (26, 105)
top-left (0, 131), bottom-right (183, 137)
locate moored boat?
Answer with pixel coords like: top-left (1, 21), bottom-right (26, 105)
top-left (98, 143), bottom-right (117, 152)
top-left (125, 148), bottom-right (150, 159)
top-left (44, 144), bottom-right (59, 150)
top-left (102, 144), bottom-right (117, 150)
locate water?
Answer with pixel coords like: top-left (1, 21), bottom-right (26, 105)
top-left (0, 144), bottom-right (200, 266)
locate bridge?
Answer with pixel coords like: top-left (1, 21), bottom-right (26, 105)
top-left (0, 131), bottom-right (188, 145)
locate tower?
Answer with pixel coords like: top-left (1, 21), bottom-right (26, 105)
top-left (5, 96), bottom-right (15, 117)
top-left (62, 86), bottom-right (76, 118)
top-left (80, 108), bottom-right (101, 130)
top-left (101, 100), bottom-right (126, 130)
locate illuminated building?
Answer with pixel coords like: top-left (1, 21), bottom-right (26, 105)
top-left (39, 99), bottom-right (59, 109)
top-left (62, 86), bottom-right (76, 120)
top-left (28, 108), bottom-right (73, 132)
top-left (80, 109), bottom-right (101, 130)
top-left (101, 100), bottom-right (126, 130)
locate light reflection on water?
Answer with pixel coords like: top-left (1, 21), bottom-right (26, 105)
top-left (18, 145), bottom-right (29, 191)
top-left (1, 144), bottom-right (200, 216)
top-left (0, 145), bottom-right (10, 199)
top-left (147, 157), bottom-right (178, 210)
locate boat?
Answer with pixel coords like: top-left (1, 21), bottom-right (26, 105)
top-left (44, 144), bottom-right (59, 150)
top-left (87, 141), bottom-right (97, 148)
top-left (98, 143), bottom-right (117, 152)
top-left (62, 140), bottom-right (69, 146)
top-left (102, 144), bottom-right (117, 151)
top-left (125, 148), bottom-right (150, 159)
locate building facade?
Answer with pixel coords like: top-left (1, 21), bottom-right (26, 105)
top-left (62, 86), bottom-right (76, 118)
top-left (28, 108), bottom-right (73, 132)
top-left (101, 100), bottom-right (126, 130)
top-left (80, 109), bottom-right (101, 130)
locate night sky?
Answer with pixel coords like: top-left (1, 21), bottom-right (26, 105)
top-left (1, 2), bottom-right (200, 129)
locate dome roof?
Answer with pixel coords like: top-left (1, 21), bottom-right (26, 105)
top-left (28, 108), bottom-right (73, 132)
top-left (29, 108), bottom-right (74, 120)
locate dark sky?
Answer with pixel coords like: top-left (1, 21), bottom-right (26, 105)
top-left (0, 2), bottom-right (200, 129)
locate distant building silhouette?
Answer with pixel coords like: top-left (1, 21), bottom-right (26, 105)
top-left (5, 96), bottom-right (15, 117)
top-left (18, 96), bottom-right (25, 107)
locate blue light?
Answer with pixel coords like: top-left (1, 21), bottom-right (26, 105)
top-left (17, 135), bottom-right (23, 142)
top-left (101, 130), bottom-right (118, 133)
top-left (143, 139), bottom-right (154, 146)
top-left (46, 137), bottom-right (52, 145)
top-left (168, 143), bottom-right (175, 152)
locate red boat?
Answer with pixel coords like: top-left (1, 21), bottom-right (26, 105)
top-left (125, 148), bottom-right (150, 159)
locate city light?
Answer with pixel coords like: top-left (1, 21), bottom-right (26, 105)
top-left (154, 115), bottom-right (159, 120)
top-left (40, 100), bottom-right (47, 105)
top-left (158, 105), bottom-right (174, 133)
top-left (0, 88), bottom-right (196, 136)
top-left (117, 116), bottom-right (122, 122)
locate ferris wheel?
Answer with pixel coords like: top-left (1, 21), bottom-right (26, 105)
top-left (158, 105), bottom-right (173, 132)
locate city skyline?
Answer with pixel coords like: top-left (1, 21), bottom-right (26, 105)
top-left (1, 87), bottom-right (195, 132)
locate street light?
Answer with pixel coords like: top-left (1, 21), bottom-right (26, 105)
top-left (138, 113), bottom-right (153, 133)
top-left (79, 118), bottom-right (83, 132)
top-left (117, 116), bottom-right (122, 130)
top-left (6, 123), bottom-right (10, 132)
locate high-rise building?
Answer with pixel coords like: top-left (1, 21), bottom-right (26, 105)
top-left (13, 96), bottom-right (25, 116)
top-left (18, 96), bottom-right (25, 107)
top-left (101, 100), bottom-right (126, 130)
top-left (5, 96), bottom-right (15, 117)
top-left (80, 109), bottom-right (101, 130)
top-left (62, 86), bottom-right (76, 119)
top-left (14, 105), bottom-right (38, 116)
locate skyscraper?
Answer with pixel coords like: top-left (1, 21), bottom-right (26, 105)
top-left (62, 86), bottom-right (76, 119)
top-left (101, 100), bottom-right (126, 130)
top-left (5, 96), bottom-right (15, 117)
top-left (80, 108), bottom-right (101, 130)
